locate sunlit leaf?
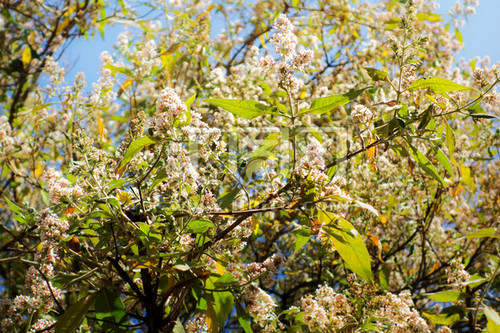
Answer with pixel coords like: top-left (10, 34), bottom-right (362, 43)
top-left (244, 132), bottom-right (281, 180)
top-left (22, 47), bottom-right (31, 66)
top-left (434, 146), bottom-right (454, 177)
top-left (119, 136), bottom-right (156, 169)
top-left (293, 228), bottom-right (311, 253)
top-left (406, 141), bottom-right (446, 186)
top-left (455, 27), bottom-right (463, 43)
top-left (301, 87), bottom-right (371, 115)
top-left (466, 228), bottom-right (500, 239)
top-left (460, 165), bottom-right (475, 191)
top-left (206, 295), bottom-right (218, 333)
top-left (186, 220), bottom-right (215, 234)
top-left (205, 99), bottom-right (281, 119)
top-left (366, 138), bottom-right (377, 171)
top-left (423, 306), bottom-right (464, 326)
top-left (319, 211), bottom-right (372, 282)
top-left (485, 306), bottom-right (500, 333)
top-left (407, 77), bottom-right (472, 94)
top-left (424, 290), bottom-right (465, 302)
top-left (364, 67), bottom-right (388, 81)
top-left (443, 120), bottom-right (458, 166)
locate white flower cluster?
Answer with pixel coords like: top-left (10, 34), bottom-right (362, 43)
top-left (152, 87), bottom-right (188, 132)
top-left (14, 265), bottom-right (62, 314)
top-left (270, 14), bottom-right (297, 59)
top-left (260, 14), bottom-right (314, 94)
top-left (445, 259), bottom-right (470, 290)
top-left (0, 116), bottom-right (16, 157)
top-left (43, 168), bottom-right (83, 203)
top-left (134, 39), bottom-right (160, 77)
top-left (44, 56), bottom-right (65, 85)
top-left (297, 138), bottom-right (329, 185)
top-left (370, 290), bottom-right (431, 332)
top-left (28, 319), bottom-right (55, 333)
top-left (241, 285), bottom-right (277, 328)
top-left (352, 104), bottom-right (373, 124)
top-left (90, 51), bottom-right (117, 107)
top-left (300, 284), bottom-right (351, 331)
top-left (38, 211), bottom-right (69, 241)
top-left (185, 313), bottom-right (208, 333)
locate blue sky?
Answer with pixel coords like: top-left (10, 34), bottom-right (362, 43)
top-left (66, 1), bottom-right (500, 86)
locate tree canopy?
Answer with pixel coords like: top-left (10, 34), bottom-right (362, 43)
top-left (0, 0), bottom-right (499, 332)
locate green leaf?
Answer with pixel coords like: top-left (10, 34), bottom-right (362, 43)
top-left (406, 142), bottom-right (446, 186)
top-left (416, 13), bottom-right (443, 22)
top-left (353, 199), bottom-right (379, 217)
top-left (186, 219), bottom-right (215, 234)
top-left (417, 104), bottom-right (434, 133)
top-left (136, 222), bottom-right (151, 236)
top-left (425, 290), bottom-right (465, 302)
top-left (407, 77), bottom-right (472, 94)
top-left (443, 120), bottom-right (458, 166)
top-left (434, 146), bottom-right (454, 177)
top-left (119, 136), bottom-right (156, 169)
top-left (218, 187), bottom-right (241, 210)
top-left (206, 294), bottom-right (219, 333)
top-left (205, 99), bottom-right (280, 120)
top-left (185, 93), bottom-right (197, 109)
top-left (319, 211), bottom-right (372, 282)
top-left (213, 290), bottom-right (234, 330)
top-left (235, 302), bottom-right (252, 333)
top-left (55, 293), bottom-right (97, 333)
top-left (469, 113), bottom-right (499, 120)
top-left (293, 228), bottom-right (311, 253)
top-left (244, 132), bottom-right (281, 180)
top-left (485, 306), bottom-right (500, 333)
top-left (95, 288), bottom-right (129, 333)
top-left (3, 196), bottom-right (22, 214)
top-left (214, 273), bottom-right (236, 289)
top-left (466, 228), bottom-right (500, 239)
top-left (455, 27), bottom-right (463, 43)
top-left (301, 87), bottom-right (370, 115)
top-left (173, 320), bottom-right (186, 333)
top-left (374, 117), bottom-right (405, 137)
top-left (378, 264), bottom-right (390, 291)
top-left (423, 306), bottom-right (464, 326)
top-left (105, 63), bottom-right (133, 76)
top-left (364, 67), bottom-right (389, 81)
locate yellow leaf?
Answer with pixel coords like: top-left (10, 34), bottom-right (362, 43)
top-left (206, 297), bottom-right (218, 333)
top-left (252, 215), bottom-right (260, 235)
top-left (22, 47), bottom-right (31, 66)
top-left (379, 215), bottom-right (387, 224)
top-left (122, 79), bottom-right (133, 89)
top-left (34, 164), bottom-right (44, 178)
top-left (136, 260), bottom-right (156, 269)
top-left (428, 262), bottom-right (440, 275)
top-left (259, 34), bottom-right (266, 49)
top-left (96, 116), bottom-right (105, 139)
top-left (461, 165), bottom-right (475, 191)
top-left (366, 139), bottom-right (377, 172)
top-left (216, 261), bottom-right (226, 275)
top-left (369, 236), bottom-right (379, 247)
top-left (56, 18), bottom-right (71, 35)
top-left (116, 190), bottom-right (131, 203)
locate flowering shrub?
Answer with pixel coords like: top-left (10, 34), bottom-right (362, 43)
top-left (0, 0), bottom-right (499, 332)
